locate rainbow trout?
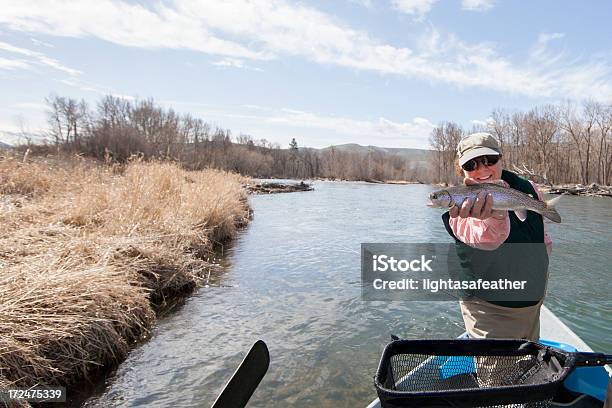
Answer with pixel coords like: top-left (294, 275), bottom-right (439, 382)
top-left (427, 183), bottom-right (562, 223)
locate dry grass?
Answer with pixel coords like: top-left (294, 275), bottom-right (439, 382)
top-left (0, 154), bottom-right (250, 394)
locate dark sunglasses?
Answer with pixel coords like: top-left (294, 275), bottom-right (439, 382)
top-left (462, 155), bottom-right (500, 172)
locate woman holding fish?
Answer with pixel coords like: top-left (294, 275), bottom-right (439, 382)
top-left (428, 132), bottom-right (562, 342)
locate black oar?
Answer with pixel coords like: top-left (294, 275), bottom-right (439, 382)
top-left (211, 340), bottom-right (270, 408)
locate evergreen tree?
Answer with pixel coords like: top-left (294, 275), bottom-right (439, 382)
top-left (289, 138), bottom-right (298, 150)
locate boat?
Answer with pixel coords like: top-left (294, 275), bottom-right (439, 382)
top-left (366, 305), bottom-right (611, 408)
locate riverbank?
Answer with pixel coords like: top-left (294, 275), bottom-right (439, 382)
top-left (248, 177), bottom-right (424, 188)
top-left (540, 183), bottom-right (612, 197)
top-left (247, 181), bottom-right (313, 194)
top-left (0, 154), bottom-right (250, 403)
top-left (319, 177), bottom-right (423, 184)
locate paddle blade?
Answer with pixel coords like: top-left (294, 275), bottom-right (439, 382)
top-left (211, 340), bottom-right (270, 408)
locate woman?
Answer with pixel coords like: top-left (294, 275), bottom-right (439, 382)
top-left (441, 132), bottom-right (552, 342)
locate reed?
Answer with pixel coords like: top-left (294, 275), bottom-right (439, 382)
top-left (0, 154), bottom-right (250, 395)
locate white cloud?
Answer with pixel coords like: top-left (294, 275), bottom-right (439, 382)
top-left (530, 32), bottom-right (565, 62)
top-left (118, 100), bottom-right (430, 148)
top-left (469, 117), bottom-right (496, 132)
top-left (242, 104), bottom-right (271, 111)
top-left (461, 0), bottom-right (495, 11)
top-left (59, 78), bottom-right (101, 93)
top-left (30, 37), bottom-right (54, 47)
top-left (266, 108), bottom-right (434, 147)
top-left (213, 58), bottom-right (246, 68)
top-left (59, 78), bottom-right (135, 100)
top-left (0, 57), bottom-right (31, 70)
top-left (11, 102), bottom-right (48, 110)
top-left (391, 0), bottom-right (438, 19)
top-left (0, 1), bottom-right (266, 60)
top-left (212, 58), bottom-right (263, 71)
top-left (0, 41), bottom-right (80, 74)
top-left (349, 0), bottom-right (373, 8)
top-left (0, 0), bottom-right (611, 101)
top-left (538, 32), bottom-right (565, 43)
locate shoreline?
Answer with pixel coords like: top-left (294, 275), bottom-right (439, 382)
top-left (251, 177), bottom-right (424, 186)
top-left (247, 181), bottom-right (314, 194)
top-left (248, 177), bottom-right (612, 197)
top-left (539, 183), bottom-right (612, 197)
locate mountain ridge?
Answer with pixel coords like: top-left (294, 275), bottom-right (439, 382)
top-left (319, 143), bottom-right (432, 162)
top-left (0, 132), bottom-right (433, 161)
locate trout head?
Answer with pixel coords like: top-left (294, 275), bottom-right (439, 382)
top-left (427, 190), bottom-right (453, 208)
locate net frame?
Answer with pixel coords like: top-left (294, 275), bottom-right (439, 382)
top-left (374, 339), bottom-right (577, 408)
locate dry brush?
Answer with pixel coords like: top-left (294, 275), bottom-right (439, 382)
top-left (0, 154), bottom-right (250, 397)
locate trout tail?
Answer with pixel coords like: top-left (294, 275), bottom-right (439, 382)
top-left (541, 194), bottom-right (563, 223)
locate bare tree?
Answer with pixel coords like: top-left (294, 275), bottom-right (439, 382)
top-left (42, 94), bottom-right (612, 186)
top-left (489, 108), bottom-right (511, 165)
top-left (45, 95), bottom-right (90, 152)
top-left (591, 102), bottom-right (612, 185)
top-left (429, 126), bottom-right (445, 183)
top-left (560, 101), bottom-right (597, 184)
top-left (524, 105), bottom-right (559, 181)
top-left (428, 122), bottom-right (463, 184)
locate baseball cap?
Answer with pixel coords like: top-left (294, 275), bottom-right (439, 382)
top-left (457, 132), bottom-right (501, 166)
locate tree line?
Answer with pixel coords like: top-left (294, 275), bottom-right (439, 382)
top-left (39, 94), bottom-right (432, 182)
top-left (430, 101), bottom-right (612, 186)
top-left (35, 95), bottom-right (611, 186)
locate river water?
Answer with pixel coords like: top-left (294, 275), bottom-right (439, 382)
top-left (85, 181), bottom-right (611, 407)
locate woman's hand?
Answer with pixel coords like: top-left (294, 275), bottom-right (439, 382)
top-left (449, 178), bottom-right (506, 220)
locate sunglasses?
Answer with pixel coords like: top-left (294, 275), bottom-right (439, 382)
top-left (462, 155), bottom-right (500, 172)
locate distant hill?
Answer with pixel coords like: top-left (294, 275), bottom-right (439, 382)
top-left (320, 143), bottom-right (433, 163)
top-left (0, 140), bottom-right (12, 150)
top-left (0, 130), bottom-right (48, 147)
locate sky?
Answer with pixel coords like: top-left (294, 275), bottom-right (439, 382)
top-left (1, 0), bottom-right (612, 149)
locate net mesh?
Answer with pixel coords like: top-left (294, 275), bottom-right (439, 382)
top-left (386, 353), bottom-right (553, 407)
top-left (376, 340), bottom-right (569, 408)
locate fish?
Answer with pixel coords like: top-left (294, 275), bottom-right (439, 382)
top-left (427, 183), bottom-right (562, 223)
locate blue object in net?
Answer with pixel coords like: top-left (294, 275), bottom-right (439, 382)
top-left (439, 355), bottom-right (476, 380)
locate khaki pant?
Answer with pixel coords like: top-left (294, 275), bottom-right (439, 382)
top-left (460, 299), bottom-right (543, 387)
top-left (460, 299), bottom-right (542, 341)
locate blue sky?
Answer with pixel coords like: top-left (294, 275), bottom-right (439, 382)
top-left (1, 0), bottom-right (612, 148)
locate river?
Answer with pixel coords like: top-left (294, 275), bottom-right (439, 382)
top-left (84, 181), bottom-right (611, 407)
